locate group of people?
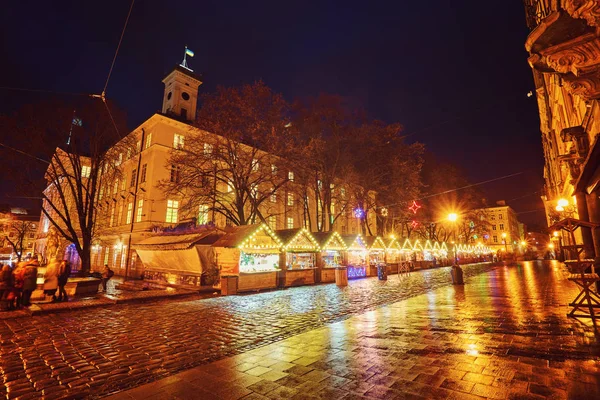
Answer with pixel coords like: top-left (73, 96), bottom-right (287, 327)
top-left (0, 259), bottom-right (72, 310)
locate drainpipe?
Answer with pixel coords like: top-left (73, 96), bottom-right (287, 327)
top-left (124, 128), bottom-right (146, 279)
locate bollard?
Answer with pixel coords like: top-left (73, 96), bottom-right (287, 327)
top-left (451, 264), bottom-right (464, 285)
top-left (377, 264), bottom-right (387, 280)
top-left (335, 267), bottom-right (348, 287)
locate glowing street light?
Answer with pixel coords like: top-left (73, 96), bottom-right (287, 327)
top-left (447, 213), bottom-right (458, 222)
top-left (548, 243), bottom-right (555, 249)
top-left (501, 232), bottom-right (508, 253)
top-left (556, 198), bottom-right (569, 212)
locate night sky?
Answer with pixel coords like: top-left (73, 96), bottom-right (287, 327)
top-left (0, 1), bottom-right (545, 228)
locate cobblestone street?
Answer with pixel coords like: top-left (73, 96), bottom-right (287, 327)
top-left (107, 261), bottom-right (600, 400)
top-left (2, 261), bottom-right (599, 399)
top-left (0, 263), bottom-right (496, 399)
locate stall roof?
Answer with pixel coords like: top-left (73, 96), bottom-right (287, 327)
top-left (212, 223), bottom-right (283, 250)
top-left (276, 228), bottom-right (319, 252)
top-left (342, 234), bottom-right (367, 250)
top-left (313, 231), bottom-right (347, 250)
top-left (365, 236), bottom-right (386, 250)
top-left (385, 238), bottom-right (401, 250)
top-left (134, 230), bottom-right (223, 251)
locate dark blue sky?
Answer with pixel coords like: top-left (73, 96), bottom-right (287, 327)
top-left (0, 1), bottom-right (544, 227)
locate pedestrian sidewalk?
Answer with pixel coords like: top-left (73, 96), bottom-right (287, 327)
top-left (0, 278), bottom-right (215, 319)
top-left (106, 261), bottom-right (600, 400)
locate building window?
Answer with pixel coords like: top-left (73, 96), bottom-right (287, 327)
top-left (81, 165), bottom-right (91, 178)
top-left (491, 215), bottom-right (495, 220)
top-left (204, 143), bottom-right (213, 155)
top-left (268, 215), bottom-right (276, 229)
top-left (252, 159), bottom-right (259, 171)
top-left (170, 165), bottom-right (180, 183)
top-left (130, 169), bottom-right (137, 187)
top-left (145, 133), bottom-right (152, 149)
top-left (493, 235), bottom-right (498, 243)
top-left (288, 171), bottom-right (294, 181)
top-left (287, 193), bottom-right (294, 206)
top-left (113, 180), bottom-right (119, 195)
top-left (287, 217), bottom-right (294, 229)
top-left (270, 189), bottom-right (276, 203)
top-left (251, 184), bottom-right (258, 198)
top-left (198, 204), bottom-right (209, 225)
top-left (136, 199), bottom-right (144, 223)
top-left (126, 202), bottom-right (133, 224)
top-left (117, 153), bottom-right (123, 166)
top-left (42, 217), bottom-right (49, 233)
top-left (500, 223), bottom-right (504, 230)
top-left (117, 202), bottom-right (124, 225)
top-left (492, 225), bottom-right (496, 231)
top-left (136, 140), bottom-right (141, 153)
top-left (109, 204), bottom-right (115, 227)
top-left (340, 188), bottom-right (346, 198)
top-left (174, 134), bottom-right (185, 149)
top-left (166, 200), bottom-right (179, 223)
top-left (141, 164), bottom-right (147, 183)
top-left (499, 214), bottom-right (503, 220)
top-left (271, 164), bottom-right (277, 175)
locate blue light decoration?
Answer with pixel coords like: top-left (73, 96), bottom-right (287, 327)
top-left (484, 234), bottom-right (489, 239)
top-left (354, 207), bottom-right (365, 219)
top-left (347, 266), bottom-right (367, 279)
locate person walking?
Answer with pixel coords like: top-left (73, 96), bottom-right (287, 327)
top-left (101, 264), bottom-right (114, 293)
top-left (22, 260), bottom-right (39, 307)
top-left (43, 260), bottom-right (60, 302)
top-left (57, 260), bottom-right (71, 302)
top-left (0, 264), bottom-right (12, 303)
top-left (12, 262), bottom-right (26, 308)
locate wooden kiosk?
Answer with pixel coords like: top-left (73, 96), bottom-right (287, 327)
top-left (276, 228), bottom-right (320, 287)
top-left (213, 224), bottom-right (283, 293)
top-left (385, 238), bottom-right (402, 274)
top-left (342, 234), bottom-right (368, 279)
top-left (366, 236), bottom-right (387, 276)
top-left (313, 231), bottom-right (348, 283)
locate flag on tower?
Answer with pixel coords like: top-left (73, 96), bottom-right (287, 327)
top-left (185, 47), bottom-right (195, 57)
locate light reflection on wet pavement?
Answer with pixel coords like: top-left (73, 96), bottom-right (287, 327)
top-left (107, 261), bottom-right (600, 400)
top-left (3, 261), bottom-right (600, 399)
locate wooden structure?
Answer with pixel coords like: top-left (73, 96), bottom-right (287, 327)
top-left (313, 231), bottom-right (347, 283)
top-left (276, 228), bottom-right (320, 287)
top-left (550, 218), bottom-right (600, 325)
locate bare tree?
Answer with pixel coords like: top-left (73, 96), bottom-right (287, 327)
top-left (3, 219), bottom-right (36, 262)
top-left (161, 82), bottom-right (295, 226)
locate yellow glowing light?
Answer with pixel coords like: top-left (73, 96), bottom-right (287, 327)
top-left (557, 198), bottom-right (569, 208)
top-left (548, 243), bottom-right (555, 249)
top-left (501, 232), bottom-right (507, 238)
top-left (447, 213), bottom-right (458, 222)
top-left (553, 231), bottom-right (559, 237)
top-left (520, 241), bottom-right (526, 246)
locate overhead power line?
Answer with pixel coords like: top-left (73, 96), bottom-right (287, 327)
top-left (0, 142), bottom-right (49, 164)
top-left (0, 87), bottom-right (90, 97)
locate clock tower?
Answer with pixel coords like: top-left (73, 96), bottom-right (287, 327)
top-left (161, 65), bottom-right (202, 122)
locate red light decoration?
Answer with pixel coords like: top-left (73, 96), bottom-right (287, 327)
top-left (411, 220), bottom-right (419, 229)
top-left (408, 201), bottom-right (421, 214)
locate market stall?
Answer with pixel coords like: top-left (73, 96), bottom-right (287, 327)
top-left (342, 234), bottom-right (368, 279)
top-left (134, 230), bottom-right (223, 286)
top-left (313, 231), bottom-right (347, 283)
top-left (212, 224), bottom-right (283, 292)
top-left (366, 236), bottom-right (387, 276)
top-left (276, 228), bottom-right (320, 287)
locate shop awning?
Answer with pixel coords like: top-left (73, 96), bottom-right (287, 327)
top-left (212, 223), bottom-right (283, 252)
top-left (313, 231), bottom-right (347, 251)
top-left (276, 228), bottom-right (319, 252)
top-left (134, 230), bottom-right (222, 276)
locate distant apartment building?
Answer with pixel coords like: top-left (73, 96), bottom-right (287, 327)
top-left (475, 201), bottom-right (523, 253)
top-left (37, 65), bottom-right (375, 275)
top-left (0, 206), bottom-right (39, 262)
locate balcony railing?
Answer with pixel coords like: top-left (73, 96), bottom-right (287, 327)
top-left (524, 0), bottom-right (558, 30)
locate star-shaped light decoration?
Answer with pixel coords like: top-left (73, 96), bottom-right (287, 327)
top-left (411, 220), bottom-right (419, 229)
top-left (380, 207), bottom-right (388, 217)
top-left (353, 207), bottom-right (365, 219)
top-left (408, 200), bottom-right (421, 214)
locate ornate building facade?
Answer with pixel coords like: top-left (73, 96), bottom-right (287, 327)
top-left (524, 0), bottom-right (600, 256)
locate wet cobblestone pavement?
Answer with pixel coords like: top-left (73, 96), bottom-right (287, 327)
top-left (0, 262), bottom-right (495, 399)
top-left (3, 261), bottom-right (599, 399)
top-left (108, 261), bottom-right (600, 400)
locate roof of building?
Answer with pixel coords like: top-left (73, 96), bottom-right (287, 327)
top-left (134, 230), bottom-right (222, 251)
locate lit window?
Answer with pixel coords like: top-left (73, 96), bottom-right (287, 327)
top-left (99, 186), bottom-right (104, 200)
top-left (174, 134), bottom-right (185, 149)
top-left (145, 133), bottom-right (152, 149)
top-left (340, 188), bottom-right (346, 198)
top-left (166, 200), bottom-right (179, 223)
top-left (121, 178), bottom-right (126, 191)
top-left (198, 204), bottom-right (209, 225)
top-left (317, 180), bottom-right (322, 190)
top-left (109, 204), bottom-right (115, 227)
top-left (270, 189), bottom-right (276, 203)
top-left (117, 202), bottom-right (123, 225)
top-left (252, 159), bottom-right (259, 171)
top-left (271, 164), bottom-right (277, 175)
top-left (113, 180), bottom-right (119, 195)
top-left (117, 153), bottom-right (123, 166)
top-left (136, 140), bottom-right (141, 153)
top-left (499, 214), bottom-right (503, 219)
top-left (227, 181), bottom-right (234, 193)
top-left (288, 171), bottom-right (294, 181)
top-left (141, 164), bottom-right (147, 183)
top-left (493, 235), bottom-right (498, 243)
top-left (491, 215), bottom-right (495, 220)
top-left (500, 224), bottom-right (504, 230)
top-left (287, 217), bottom-right (294, 229)
top-left (492, 225), bottom-right (496, 231)
top-left (251, 184), bottom-right (258, 198)
top-left (136, 199), bottom-right (144, 222)
top-left (268, 215), bottom-right (276, 229)
top-left (287, 193), bottom-right (294, 206)
top-left (170, 165), bottom-right (180, 183)
top-left (331, 202), bottom-right (335, 214)
top-left (81, 165), bottom-right (91, 178)
top-left (130, 169), bottom-right (137, 187)
top-left (204, 143), bottom-right (213, 155)
top-left (126, 202), bottom-right (133, 224)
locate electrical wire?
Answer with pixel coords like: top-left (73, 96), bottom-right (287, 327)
top-left (102, 0), bottom-right (135, 97)
top-left (0, 142), bottom-right (49, 164)
top-left (0, 86), bottom-right (90, 97)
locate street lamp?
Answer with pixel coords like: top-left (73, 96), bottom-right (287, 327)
top-left (501, 232), bottom-right (508, 253)
top-left (447, 213), bottom-right (459, 264)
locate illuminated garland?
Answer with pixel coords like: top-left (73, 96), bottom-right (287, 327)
top-left (282, 228), bottom-right (320, 251)
top-left (238, 223), bottom-right (284, 250)
top-left (322, 231), bottom-right (348, 251)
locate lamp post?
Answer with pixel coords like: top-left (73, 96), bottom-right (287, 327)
top-left (501, 232), bottom-right (508, 254)
top-left (447, 213), bottom-right (458, 264)
top-left (447, 212), bottom-right (464, 284)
